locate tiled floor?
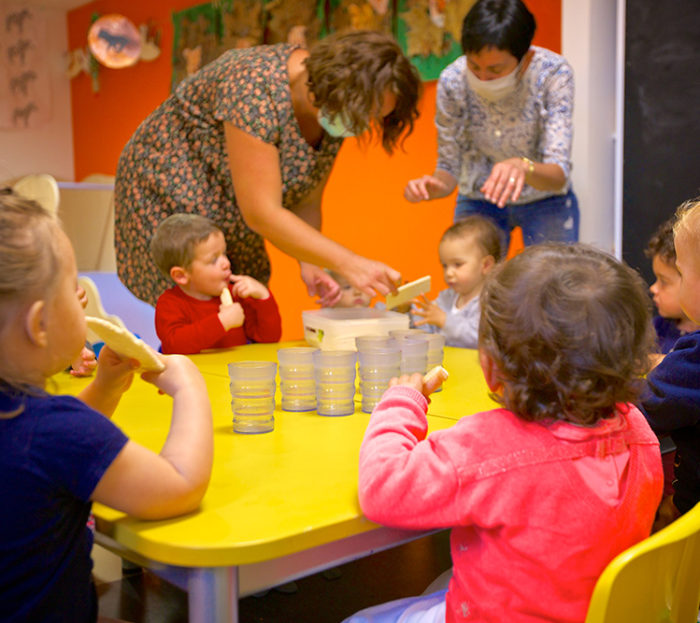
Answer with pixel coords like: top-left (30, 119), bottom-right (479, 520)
top-left (94, 531), bottom-right (452, 622)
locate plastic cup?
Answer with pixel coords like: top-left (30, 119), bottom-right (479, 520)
top-left (410, 333), bottom-right (445, 391)
top-left (228, 361), bottom-right (277, 434)
top-left (355, 335), bottom-right (398, 352)
top-left (358, 346), bottom-right (401, 413)
top-left (399, 337), bottom-right (429, 375)
top-left (277, 347), bottom-right (317, 412)
top-left (312, 350), bottom-right (357, 416)
top-left (389, 328), bottom-right (426, 341)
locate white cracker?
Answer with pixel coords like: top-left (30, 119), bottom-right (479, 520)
top-left (86, 316), bottom-right (165, 372)
top-left (385, 276), bottom-right (431, 310)
top-left (423, 365), bottom-right (449, 385)
top-left (220, 287), bottom-right (233, 306)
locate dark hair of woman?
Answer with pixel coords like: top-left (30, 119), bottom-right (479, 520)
top-left (461, 0), bottom-right (536, 61)
top-left (305, 30), bottom-right (422, 154)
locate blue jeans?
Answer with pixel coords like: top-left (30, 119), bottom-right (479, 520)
top-left (454, 189), bottom-right (579, 253)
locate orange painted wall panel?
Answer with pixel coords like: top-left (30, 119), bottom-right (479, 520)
top-left (68, 0), bottom-right (560, 340)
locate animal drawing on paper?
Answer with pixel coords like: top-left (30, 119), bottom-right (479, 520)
top-left (5, 8), bottom-right (32, 34)
top-left (8, 39), bottom-right (32, 65)
top-left (10, 70), bottom-right (37, 96)
top-left (12, 102), bottom-right (37, 127)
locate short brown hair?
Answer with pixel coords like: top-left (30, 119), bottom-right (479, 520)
top-left (305, 30), bottom-right (421, 154)
top-left (645, 218), bottom-right (676, 266)
top-left (479, 243), bottom-right (655, 425)
top-left (441, 214), bottom-right (502, 260)
top-left (150, 213), bottom-right (221, 278)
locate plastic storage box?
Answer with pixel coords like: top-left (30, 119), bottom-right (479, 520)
top-left (302, 308), bottom-right (410, 351)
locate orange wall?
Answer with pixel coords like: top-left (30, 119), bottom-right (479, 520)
top-left (68, 0), bottom-right (560, 340)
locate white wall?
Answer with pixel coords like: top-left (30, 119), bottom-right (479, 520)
top-left (0, 5), bottom-right (74, 184)
top-left (562, 0), bottom-right (619, 253)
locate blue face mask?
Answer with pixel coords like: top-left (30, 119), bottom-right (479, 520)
top-left (317, 110), bottom-right (357, 138)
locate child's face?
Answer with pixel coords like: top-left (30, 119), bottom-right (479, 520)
top-left (674, 232), bottom-right (700, 324)
top-left (183, 231), bottom-right (232, 299)
top-left (649, 254), bottom-right (685, 320)
top-left (332, 279), bottom-right (372, 308)
top-left (45, 230), bottom-right (86, 375)
top-left (439, 235), bottom-right (493, 300)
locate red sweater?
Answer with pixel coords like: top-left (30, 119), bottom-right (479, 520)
top-left (359, 386), bottom-right (663, 623)
top-left (155, 285), bottom-right (281, 354)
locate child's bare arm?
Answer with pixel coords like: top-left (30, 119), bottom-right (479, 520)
top-left (90, 355), bottom-right (213, 519)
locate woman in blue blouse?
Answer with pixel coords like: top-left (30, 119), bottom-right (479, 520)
top-left (404, 0), bottom-right (579, 250)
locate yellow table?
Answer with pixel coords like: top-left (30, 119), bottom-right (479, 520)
top-left (54, 343), bottom-right (495, 623)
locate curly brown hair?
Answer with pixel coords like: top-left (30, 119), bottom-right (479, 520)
top-left (644, 217), bottom-right (676, 265)
top-left (304, 30), bottom-right (421, 154)
top-left (479, 243), bottom-right (655, 425)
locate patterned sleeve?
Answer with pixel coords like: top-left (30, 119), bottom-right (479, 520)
top-left (214, 53), bottom-right (281, 145)
top-left (435, 69), bottom-right (468, 180)
top-left (539, 62), bottom-right (574, 178)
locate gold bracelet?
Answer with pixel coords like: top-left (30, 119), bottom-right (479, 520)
top-left (522, 156), bottom-right (535, 175)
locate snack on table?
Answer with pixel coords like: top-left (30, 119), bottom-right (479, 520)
top-left (86, 316), bottom-right (165, 372)
top-left (423, 365), bottom-right (449, 387)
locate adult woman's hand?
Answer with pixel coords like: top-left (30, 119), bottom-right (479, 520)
top-left (404, 171), bottom-right (457, 202)
top-left (341, 254), bottom-right (402, 299)
top-left (480, 157), bottom-right (528, 208)
top-left (300, 262), bottom-right (341, 307)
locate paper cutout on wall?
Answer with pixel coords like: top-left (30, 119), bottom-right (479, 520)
top-left (0, 3), bottom-right (51, 129)
top-left (88, 14), bottom-right (142, 69)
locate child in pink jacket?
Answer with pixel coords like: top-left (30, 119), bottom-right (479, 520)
top-left (344, 243), bottom-right (663, 623)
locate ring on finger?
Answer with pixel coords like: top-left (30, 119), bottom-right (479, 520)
top-left (508, 177), bottom-right (516, 184)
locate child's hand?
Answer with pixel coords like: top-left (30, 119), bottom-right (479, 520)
top-left (219, 302), bottom-right (245, 330)
top-left (411, 294), bottom-right (446, 328)
top-left (76, 285), bottom-right (88, 309)
top-left (93, 345), bottom-right (139, 395)
top-left (230, 274), bottom-right (270, 300)
top-left (141, 354), bottom-right (204, 398)
top-left (70, 346), bottom-right (97, 377)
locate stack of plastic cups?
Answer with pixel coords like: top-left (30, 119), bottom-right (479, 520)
top-left (388, 329), bottom-right (426, 341)
top-left (398, 336), bottom-right (429, 376)
top-left (356, 336), bottom-right (401, 413)
top-left (413, 333), bottom-right (446, 391)
top-left (228, 361), bottom-right (277, 434)
top-left (312, 350), bottom-right (357, 416)
top-left (277, 347), bottom-right (317, 411)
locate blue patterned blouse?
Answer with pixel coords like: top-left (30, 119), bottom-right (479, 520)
top-left (435, 46), bottom-right (574, 204)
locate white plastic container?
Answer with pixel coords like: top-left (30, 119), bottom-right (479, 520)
top-left (302, 308), bottom-right (410, 351)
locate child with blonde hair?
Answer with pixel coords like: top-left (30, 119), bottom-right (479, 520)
top-left (0, 190), bottom-right (213, 621)
top-left (641, 197), bottom-right (700, 529)
top-left (344, 243), bottom-right (662, 623)
top-left (151, 213), bottom-right (281, 354)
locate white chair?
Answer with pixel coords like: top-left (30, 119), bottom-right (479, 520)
top-left (12, 173), bottom-right (60, 213)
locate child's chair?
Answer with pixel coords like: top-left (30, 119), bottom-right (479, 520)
top-left (584, 501), bottom-right (700, 623)
top-left (12, 173), bottom-right (60, 214)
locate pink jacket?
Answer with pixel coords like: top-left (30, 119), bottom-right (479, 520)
top-left (359, 386), bottom-right (663, 623)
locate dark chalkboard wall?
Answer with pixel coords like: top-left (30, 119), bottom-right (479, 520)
top-left (622, 0), bottom-right (700, 284)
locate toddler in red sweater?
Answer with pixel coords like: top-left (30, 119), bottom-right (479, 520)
top-left (344, 243), bottom-right (663, 623)
top-left (151, 213), bottom-right (281, 354)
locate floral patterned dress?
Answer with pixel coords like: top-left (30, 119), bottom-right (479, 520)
top-left (114, 44), bottom-right (342, 306)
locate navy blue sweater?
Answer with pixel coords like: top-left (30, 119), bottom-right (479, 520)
top-left (640, 331), bottom-right (700, 514)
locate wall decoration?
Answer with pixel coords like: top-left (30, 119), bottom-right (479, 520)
top-left (0, 2), bottom-right (51, 129)
top-left (88, 14), bottom-right (141, 69)
top-left (171, 0), bottom-right (474, 87)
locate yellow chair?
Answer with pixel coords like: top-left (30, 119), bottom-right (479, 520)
top-left (585, 502), bottom-right (700, 623)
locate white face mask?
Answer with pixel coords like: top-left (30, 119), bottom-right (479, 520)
top-left (317, 110), bottom-right (357, 138)
top-left (466, 60), bottom-right (523, 102)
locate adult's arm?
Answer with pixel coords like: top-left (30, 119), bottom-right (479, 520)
top-left (225, 124), bottom-right (400, 297)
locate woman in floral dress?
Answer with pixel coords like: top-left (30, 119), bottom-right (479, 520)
top-left (115, 30), bottom-right (421, 306)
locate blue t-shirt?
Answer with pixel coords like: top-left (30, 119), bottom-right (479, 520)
top-left (0, 387), bottom-right (128, 622)
top-left (653, 315), bottom-right (683, 354)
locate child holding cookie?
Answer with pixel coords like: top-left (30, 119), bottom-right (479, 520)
top-left (150, 213), bottom-right (281, 354)
top-left (0, 190), bottom-right (213, 621)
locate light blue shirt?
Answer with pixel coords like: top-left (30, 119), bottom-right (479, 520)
top-left (417, 289), bottom-right (480, 349)
top-left (436, 46), bottom-right (574, 203)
